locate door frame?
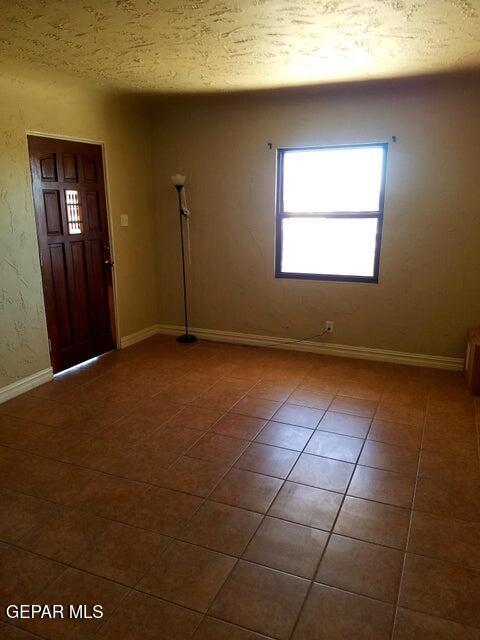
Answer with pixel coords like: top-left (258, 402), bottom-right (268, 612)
top-left (25, 131), bottom-right (121, 364)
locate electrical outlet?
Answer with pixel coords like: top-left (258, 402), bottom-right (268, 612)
top-left (325, 321), bottom-right (334, 333)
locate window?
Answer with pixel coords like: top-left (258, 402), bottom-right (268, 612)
top-left (275, 143), bottom-right (387, 282)
top-left (65, 190), bottom-right (83, 234)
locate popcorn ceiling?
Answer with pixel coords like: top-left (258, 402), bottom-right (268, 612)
top-left (0, 0), bottom-right (478, 93)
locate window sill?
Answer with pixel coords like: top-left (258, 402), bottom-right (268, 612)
top-left (275, 271), bottom-right (379, 284)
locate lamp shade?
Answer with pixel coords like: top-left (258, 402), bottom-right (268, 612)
top-left (171, 174), bottom-right (186, 187)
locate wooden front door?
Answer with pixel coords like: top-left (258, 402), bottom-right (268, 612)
top-left (28, 136), bottom-right (116, 373)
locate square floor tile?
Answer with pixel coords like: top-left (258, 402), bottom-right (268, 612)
top-left (232, 397), bottom-right (282, 420)
top-left (367, 419), bottom-right (423, 449)
top-left (383, 387), bottom-right (428, 409)
top-left (348, 465), bottom-right (415, 508)
top-left (329, 396), bottom-right (377, 418)
top-left (359, 441), bottom-right (419, 475)
top-left (318, 412), bottom-right (371, 438)
top-left (211, 468), bottom-right (282, 513)
top-left (337, 380), bottom-right (384, 402)
top-left (179, 501), bottom-right (262, 556)
top-left (248, 381), bottom-right (296, 402)
top-left (408, 510), bottom-right (480, 569)
top-left (123, 486), bottom-right (202, 536)
top-left (272, 404), bottom-right (324, 429)
top-left (0, 544), bottom-right (64, 604)
top-left (17, 506), bottom-right (108, 564)
top-left (132, 397), bottom-right (184, 424)
top-left (375, 402), bottom-right (424, 427)
top-left (393, 607), bottom-right (480, 640)
top-left (400, 553), bottom-right (480, 628)
top-left (418, 449), bottom-right (479, 481)
top-left (155, 380), bottom-right (205, 404)
top-left (211, 378), bottom-right (254, 395)
top-left (188, 433), bottom-right (248, 466)
top-left (414, 475), bottom-right (480, 522)
top-left (422, 422), bottom-right (478, 458)
top-left (73, 521), bottom-right (169, 585)
top-left (96, 590), bottom-right (201, 639)
top-left (100, 414), bottom-right (160, 445)
top-left (210, 560), bottom-right (309, 640)
top-left (287, 388), bottom-right (334, 410)
top-left (268, 481), bottom-right (342, 530)
top-left (255, 421), bottom-right (313, 451)
top-left (244, 516), bottom-right (328, 578)
top-left (304, 431), bottom-right (363, 463)
top-left (0, 489), bottom-right (60, 544)
top-left (316, 534), bottom-right (403, 603)
top-left (192, 390), bottom-right (244, 412)
top-left (235, 443), bottom-right (299, 479)
top-left (212, 414), bottom-right (266, 440)
top-left (165, 405), bottom-right (223, 432)
top-left (61, 435), bottom-right (125, 471)
top-left (143, 425), bottom-right (202, 455)
top-left (106, 445), bottom-right (178, 483)
top-left (5, 454), bottom-right (99, 505)
top-left (300, 378), bottom-right (339, 394)
top-left (334, 496), bottom-right (410, 549)
top-left (289, 453), bottom-right (354, 493)
top-left (292, 583), bottom-right (394, 640)
top-left (155, 456), bottom-right (229, 497)
top-left (139, 540), bottom-right (235, 612)
top-left (71, 473), bottom-right (148, 521)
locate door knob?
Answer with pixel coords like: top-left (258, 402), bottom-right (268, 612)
top-left (104, 259), bottom-right (114, 267)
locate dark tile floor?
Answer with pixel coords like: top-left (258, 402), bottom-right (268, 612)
top-left (0, 335), bottom-right (479, 639)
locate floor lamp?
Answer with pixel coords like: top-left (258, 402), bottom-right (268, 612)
top-left (171, 174), bottom-right (197, 344)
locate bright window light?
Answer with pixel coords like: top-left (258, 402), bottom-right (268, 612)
top-left (283, 147), bottom-right (384, 213)
top-left (276, 144), bottom-right (387, 282)
top-left (282, 217), bottom-right (378, 277)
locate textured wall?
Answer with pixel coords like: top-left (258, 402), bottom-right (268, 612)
top-left (0, 68), bottom-right (157, 389)
top-left (0, 0), bottom-right (479, 93)
top-left (153, 76), bottom-right (480, 358)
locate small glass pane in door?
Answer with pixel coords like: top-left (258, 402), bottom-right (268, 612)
top-left (66, 190), bottom-right (83, 234)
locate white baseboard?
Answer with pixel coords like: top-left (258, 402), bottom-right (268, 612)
top-left (119, 324), bottom-right (160, 349)
top-left (0, 367), bottom-right (53, 404)
top-left (157, 323), bottom-right (464, 371)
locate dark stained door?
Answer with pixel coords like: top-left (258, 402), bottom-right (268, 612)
top-left (28, 136), bottom-right (116, 373)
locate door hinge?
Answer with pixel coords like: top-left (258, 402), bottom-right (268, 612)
top-left (48, 338), bottom-right (52, 352)
top-left (39, 251), bottom-right (44, 268)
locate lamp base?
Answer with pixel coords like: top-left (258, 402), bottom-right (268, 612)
top-left (176, 333), bottom-right (197, 344)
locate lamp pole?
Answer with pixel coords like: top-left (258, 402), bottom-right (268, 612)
top-left (172, 176), bottom-right (197, 344)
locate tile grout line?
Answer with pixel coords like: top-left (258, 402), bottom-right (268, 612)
top-left (388, 380), bottom-right (430, 640)
top-left (181, 366), bottom-right (319, 637)
top-left (199, 384), bottom-right (343, 639)
top-left (286, 386), bottom-right (387, 640)
top-left (9, 477), bottom-right (476, 571)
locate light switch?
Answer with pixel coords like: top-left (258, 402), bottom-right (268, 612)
top-left (120, 215), bottom-right (129, 227)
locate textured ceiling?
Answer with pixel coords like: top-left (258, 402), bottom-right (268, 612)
top-left (0, 0), bottom-right (479, 93)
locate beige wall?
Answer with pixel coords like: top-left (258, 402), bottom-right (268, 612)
top-left (153, 76), bottom-right (480, 359)
top-left (2, 69), bottom-right (479, 391)
top-left (0, 67), bottom-right (157, 389)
